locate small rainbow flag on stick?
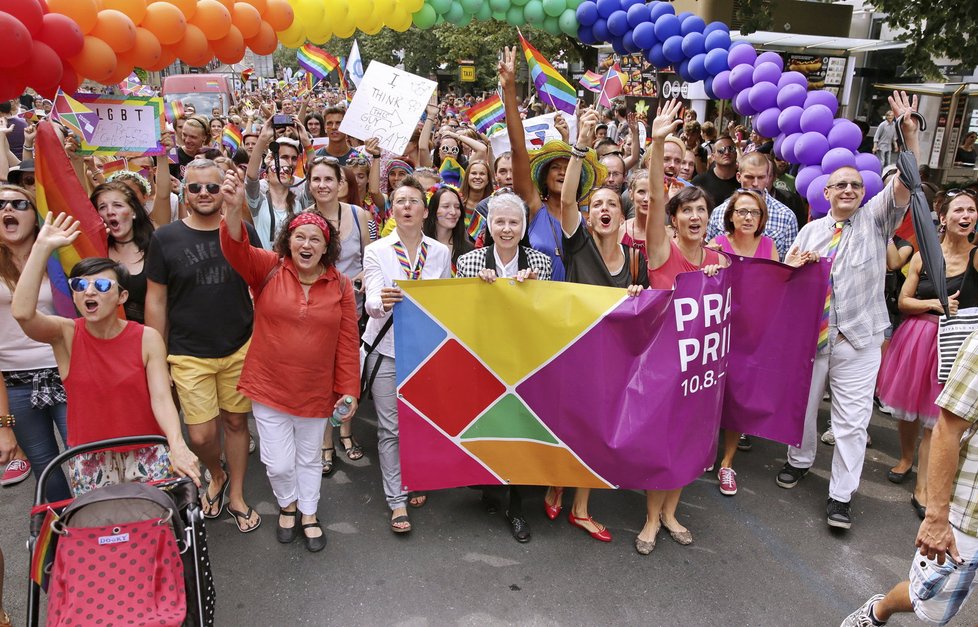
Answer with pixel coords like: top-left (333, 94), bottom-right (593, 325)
top-left (30, 506), bottom-right (58, 591)
top-left (297, 44), bottom-right (339, 80)
top-left (465, 95), bottom-right (505, 135)
top-left (578, 71), bottom-right (604, 93)
top-left (222, 124), bottom-right (243, 152)
top-left (163, 100), bottom-right (184, 123)
top-left (519, 32), bottom-right (577, 115)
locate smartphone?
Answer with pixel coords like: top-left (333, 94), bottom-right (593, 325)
top-left (272, 114), bottom-right (293, 128)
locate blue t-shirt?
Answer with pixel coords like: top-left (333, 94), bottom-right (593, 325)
top-left (528, 208), bottom-right (565, 282)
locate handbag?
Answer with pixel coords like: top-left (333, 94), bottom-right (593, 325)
top-left (937, 307), bottom-right (978, 383)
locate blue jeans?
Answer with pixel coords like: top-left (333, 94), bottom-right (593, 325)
top-left (6, 382), bottom-right (71, 502)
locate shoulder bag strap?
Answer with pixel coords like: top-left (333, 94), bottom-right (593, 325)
top-left (265, 191), bottom-right (276, 244)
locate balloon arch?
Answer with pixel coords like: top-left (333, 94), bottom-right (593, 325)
top-left (0, 0), bottom-right (881, 214)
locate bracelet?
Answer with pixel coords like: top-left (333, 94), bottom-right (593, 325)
top-left (570, 146), bottom-right (588, 158)
top-left (0, 414), bottom-right (14, 428)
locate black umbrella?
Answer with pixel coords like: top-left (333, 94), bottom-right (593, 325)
top-left (894, 113), bottom-right (948, 316)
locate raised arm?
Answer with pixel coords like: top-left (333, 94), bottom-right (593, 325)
top-left (11, 213), bottom-right (78, 343)
top-left (418, 93), bottom-right (437, 168)
top-left (645, 99), bottom-right (683, 270)
top-left (560, 109), bottom-right (598, 237)
top-left (889, 90), bottom-right (920, 207)
top-left (221, 167), bottom-right (247, 242)
top-left (364, 137), bottom-right (385, 208)
top-left (622, 113), bottom-right (642, 171)
top-left (150, 131), bottom-right (175, 227)
top-left (500, 46), bottom-right (543, 215)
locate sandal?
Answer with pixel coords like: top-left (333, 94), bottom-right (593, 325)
top-left (338, 435), bottom-right (364, 461)
top-left (321, 447), bottom-right (335, 476)
top-left (390, 513), bottom-right (412, 534)
top-left (228, 506), bottom-right (262, 533)
top-left (409, 492), bottom-right (427, 508)
top-left (277, 508), bottom-right (298, 544)
top-left (202, 474), bottom-right (229, 520)
top-left (302, 519), bottom-right (327, 552)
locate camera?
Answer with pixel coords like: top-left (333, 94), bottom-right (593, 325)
top-left (272, 114), bottom-right (294, 129)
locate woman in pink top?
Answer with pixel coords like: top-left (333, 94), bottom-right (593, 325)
top-left (637, 99), bottom-right (726, 555)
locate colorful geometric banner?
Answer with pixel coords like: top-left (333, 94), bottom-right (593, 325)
top-left (395, 258), bottom-right (830, 491)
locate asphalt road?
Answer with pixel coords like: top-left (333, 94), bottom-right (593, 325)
top-left (3, 400), bottom-right (978, 626)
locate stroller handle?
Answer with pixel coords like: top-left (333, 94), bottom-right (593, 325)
top-left (33, 435), bottom-right (169, 506)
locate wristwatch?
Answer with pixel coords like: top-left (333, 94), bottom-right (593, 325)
top-left (0, 415), bottom-right (14, 428)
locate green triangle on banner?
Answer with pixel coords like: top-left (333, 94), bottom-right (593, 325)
top-left (460, 394), bottom-right (558, 444)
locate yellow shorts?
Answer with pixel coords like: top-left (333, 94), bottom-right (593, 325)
top-left (168, 340), bottom-right (252, 425)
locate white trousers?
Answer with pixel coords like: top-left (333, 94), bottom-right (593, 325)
top-left (788, 332), bottom-right (883, 502)
top-left (253, 401), bottom-right (328, 515)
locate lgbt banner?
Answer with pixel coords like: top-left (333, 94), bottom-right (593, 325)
top-left (394, 257), bottom-right (830, 491)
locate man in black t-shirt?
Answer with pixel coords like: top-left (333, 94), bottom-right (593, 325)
top-left (145, 160), bottom-right (262, 533)
top-left (692, 134), bottom-right (739, 206)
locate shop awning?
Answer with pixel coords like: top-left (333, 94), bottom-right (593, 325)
top-left (730, 30), bottom-right (909, 53)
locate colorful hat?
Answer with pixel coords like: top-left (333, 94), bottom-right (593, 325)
top-left (438, 156), bottom-right (464, 188)
top-left (381, 158), bottom-right (415, 195)
top-left (529, 140), bottom-right (607, 203)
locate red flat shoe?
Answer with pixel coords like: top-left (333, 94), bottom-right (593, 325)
top-left (568, 512), bottom-right (612, 542)
top-left (544, 486), bottom-right (563, 521)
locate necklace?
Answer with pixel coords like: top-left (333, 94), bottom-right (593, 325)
top-left (114, 236), bottom-right (134, 244)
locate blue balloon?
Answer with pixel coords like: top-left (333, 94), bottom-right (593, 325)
top-left (626, 3), bottom-right (650, 28)
top-left (607, 10), bottom-right (629, 36)
top-left (620, 0), bottom-right (643, 10)
top-left (688, 53), bottom-right (708, 81)
top-left (702, 21), bottom-right (728, 36)
top-left (576, 1), bottom-right (599, 27)
top-left (776, 83), bottom-right (807, 109)
top-left (648, 1), bottom-right (674, 21)
top-left (705, 76), bottom-right (715, 99)
top-left (676, 11), bottom-right (694, 22)
top-left (577, 24), bottom-right (597, 44)
top-left (611, 35), bottom-right (628, 55)
top-left (645, 42), bottom-right (667, 68)
top-left (592, 17), bottom-right (610, 42)
top-left (622, 31), bottom-right (639, 53)
top-left (680, 15), bottom-right (705, 35)
top-left (704, 29), bottom-right (731, 52)
top-left (712, 70), bottom-right (734, 99)
top-left (728, 63), bottom-right (754, 92)
top-left (596, 0), bottom-right (620, 19)
top-left (681, 32), bottom-right (705, 57)
top-left (653, 13), bottom-right (681, 40)
top-left (632, 21), bottom-right (656, 49)
top-left (704, 47), bottom-right (728, 75)
top-left (678, 60), bottom-right (693, 82)
top-left (662, 35), bottom-right (685, 63)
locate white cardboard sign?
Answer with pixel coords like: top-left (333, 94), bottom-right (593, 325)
top-left (339, 61), bottom-right (436, 156)
top-left (488, 111), bottom-right (578, 157)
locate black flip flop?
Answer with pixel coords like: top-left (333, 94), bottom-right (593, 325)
top-left (228, 506), bottom-right (262, 533)
top-left (390, 514), bottom-right (412, 533)
top-left (202, 475), bottom-right (229, 520)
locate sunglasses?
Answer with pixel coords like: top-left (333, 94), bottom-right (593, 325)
top-left (186, 182), bottom-right (221, 195)
top-left (826, 181), bottom-right (865, 191)
top-left (68, 277), bottom-right (116, 293)
top-left (716, 146), bottom-right (737, 155)
top-left (945, 189), bottom-right (977, 199)
top-left (0, 199), bottom-right (31, 211)
top-left (440, 145), bottom-right (460, 154)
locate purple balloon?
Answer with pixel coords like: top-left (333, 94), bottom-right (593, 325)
top-left (795, 164), bottom-right (824, 199)
top-left (778, 106), bottom-right (804, 135)
top-left (800, 104), bottom-right (834, 135)
top-left (854, 152), bottom-right (882, 176)
top-left (626, 3), bottom-right (650, 28)
top-left (729, 63), bottom-right (755, 92)
top-left (821, 147), bottom-right (857, 174)
top-left (805, 90), bottom-right (839, 116)
top-left (748, 82), bottom-right (779, 112)
top-left (704, 29), bottom-right (730, 51)
top-left (653, 13), bottom-right (681, 40)
top-left (704, 47), bottom-right (728, 75)
top-left (753, 107), bottom-right (781, 138)
top-left (726, 42), bottom-right (756, 67)
top-left (752, 62), bottom-right (781, 86)
top-left (773, 133), bottom-right (786, 158)
top-left (777, 71), bottom-right (808, 90)
top-left (807, 174), bottom-right (831, 217)
top-left (688, 53), bottom-right (709, 81)
top-left (662, 35), bottom-right (685, 63)
top-left (733, 90), bottom-right (756, 116)
top-left (794, 132), bottom-right (831, 166)
top-left (607, 10), bottom-right (630, 36)
top-left (712, 70), bottom-right (733, 99)
top-left (828, 120), bottom-right (862, 152)
top-left (780, 132), bottom-right (803, 164)
top-left (776, 83), bottom-right (807, 109)
top-left (648, 0), bottom-right (675, 21)
top-left (861, 170), bottom-right (884, 202)
top-left (596, 0), bottom-right (620, 19)
top-left (754, 51), bottom-right (784, 71)
top-left (576, 1), bottom-right (599, 26)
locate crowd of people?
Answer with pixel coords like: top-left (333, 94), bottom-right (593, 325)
top-left (1, 50), bottom-right (978, 626)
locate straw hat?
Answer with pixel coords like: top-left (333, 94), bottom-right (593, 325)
top-left (529, 140), bottom-right (607, 203)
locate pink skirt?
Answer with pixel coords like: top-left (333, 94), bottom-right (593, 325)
top-left (876, 315), bottom-right (942, 428)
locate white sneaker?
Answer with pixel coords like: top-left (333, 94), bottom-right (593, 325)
top-left (840, 593), bottom-right (885, 626)
top-left (249, 434), bottom-right (257, 454)
top-left (821, 428), bottom-right (835, 445)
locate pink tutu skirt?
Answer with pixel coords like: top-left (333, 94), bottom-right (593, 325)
top-left (876, 315), bottom-right (941, 428)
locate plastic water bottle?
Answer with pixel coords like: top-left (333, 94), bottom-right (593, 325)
top-left (330, 396), bottom-right (354, 427)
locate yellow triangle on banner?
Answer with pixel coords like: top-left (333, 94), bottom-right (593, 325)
top-left (400, 278), bottom-right (624, 385)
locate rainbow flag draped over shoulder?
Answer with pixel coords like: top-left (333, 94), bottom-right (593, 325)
top-left (465, 95), bottom-right (505, 135)
top-left (34, 121), bottom-right (109, 317)
top-left (578, 71), bottom-right (603, 93)
top-left (222, 124), bottom-right (243, 152)
top-left (297, 44), bottom-right (339, 80)
top-left (519, 33), bottom-right (577, 115)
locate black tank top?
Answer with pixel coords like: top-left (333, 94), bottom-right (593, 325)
top-left (917, 247), bottom-right (978, 308)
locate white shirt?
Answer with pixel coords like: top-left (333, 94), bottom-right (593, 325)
top-left (493, 247), bottom-right (519, 278)
top-left (363, 230), bottom-right (451, 358)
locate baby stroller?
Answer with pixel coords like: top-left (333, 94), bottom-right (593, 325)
top-left (26, 436), bottom-right (216, 626)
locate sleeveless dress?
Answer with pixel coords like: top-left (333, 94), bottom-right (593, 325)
top-left (876, 248), bottom-right (978, 427)
top-left (715, 234), bottom-right (775, 259)
top-left (528, 208), bottom-right (566, 282)
top-left (124, 268), bottom-right (147, 323)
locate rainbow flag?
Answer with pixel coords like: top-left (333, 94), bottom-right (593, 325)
top-left (118, 72), bottom-right (143, 96)
top-left (439, 157), bottom-right (464, 188)
top-left (598, 63), bottom-right (628, 108)
top-left (519, 33), bottom-right (577, 115)
top-left (50, 89), bottom-right (99, 143)
top-left (34, 120), bottom-right (109, 317)
top-left (465, 95), bottom-right (505, 135)
top-left (240, 67), bottom-right (254, 83)
top-left (464, 207), bottom-right (485, 241)
top-left (163, 100), bottom-right (184, 123)
top-left (100, 158), bottom-right (126, 176)
top-left (30, 507), bottom-right (59, 591)
top-left (298, 72), bottom-right (315, 96)
top-left (222, 124), bottom-right (243, 152)
top-left (297, 44), bottom-right (339, 80)
top-left (337, 56), bottom-right (349, 91)
top-left (578, 71), bottom-right (603, 93)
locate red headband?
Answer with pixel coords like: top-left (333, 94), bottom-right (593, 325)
top-left (289, 212), bottom-right (331, 243)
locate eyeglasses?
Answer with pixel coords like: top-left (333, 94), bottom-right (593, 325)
top-left (716, 146), bottom-right (737, 155)
top-left (68, 277), bottom-right (116, 293)
top-left (310, 156), bottom-right (339, 166)
top-left (734, 209), bottom-right (762, 218)
top-left (826, 181), bottom-right (865, 191)
top-left (0, 199), bottom-right (31, 211)
top-left (186, 182), bottom-right (221, 195)
top-left (393, 197), bottom-right (424, 207)
top-left (439, 145), bottom-right (459, 154)
top-left (945, 189), bottom-right (977, 199)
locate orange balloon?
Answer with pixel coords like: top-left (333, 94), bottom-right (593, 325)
top-left (91, 10), bottom-right (137, 53)
top-left (211, 25), bottom-right (244, 64)
top-left (142, 2), bottom-right (186, 44)
top-left (128, 26), bottom-right (162, 68)
top-left (99, 0), bottom-right (147, 25)
top-left (213, 0), bottom-right (236, 11)
top-left (231, 2), bottom-right (261, 39)
top-left (146, 43), bottom-right (177, 71)
top-left (173, 23), bottom-right (211, 67)
top-left (105, 60), bottom-right (136, 85)
top-left (240, 0), bottom-right (267, 15)
top-left (263, 0), bottom-right (293, 31)
top-left (47, 0), bottom-right (100, 34)
top-left (244, 20), bottom-right (276, 55)
top-left (69, 35), bottom-right (118, 83)
top-left (189, 0), bottom-right (232, 40)
top-left (162, 0), bottom-right (198, 20)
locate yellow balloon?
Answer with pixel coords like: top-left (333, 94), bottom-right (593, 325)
top-left (400, 0), bottom-right (424, 12)
top-left (277, 20), bottom-right (306, 47)
top-left (306, 17), bottom-right (333, 43)
top-left (333, 17), bottom-right (356, 38)
top-left (347, 0), bottom-right (372, 24)
top-left (386, 8), bottom-right (411, 31)
top-left (374, 0), bottom-right (396, 16)
top-left (358, 12), bottom-right (384, 34)
top-left (296, 0), bottom-right (324, 24)
top-left (323, 0), bottom-right (348, 21)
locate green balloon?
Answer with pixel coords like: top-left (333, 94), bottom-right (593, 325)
top-left (460, 0), bottom-right (481, 14)
top-left (413, 3), bottom-right (438, 28)
top-left (445, 1), bottom-right (465, 22)
top-left (429, 0), bottom-right (452, 14)
top-left (542, 0), bottom-right (565, 17)
top-left (558, 7), bottom-right (578, 35)
top-left (457, 12), bottom-right (473, 25)
top-left (511, 0), bottom-right (529, 6)
top-left (489, 0), bottom-right (509, 12)
top-left (476, 1), bottom-right (493, 20)
top-left (542, 15), bottom-right (561, 34)
top-left (491, 9), bottom-right (507, 20)
top-left (565, 0), bottom-right (582, 8)
top-left (523, 0), bottom-right (544, 23)
top-left (506, 4), bottom-right (526, 24)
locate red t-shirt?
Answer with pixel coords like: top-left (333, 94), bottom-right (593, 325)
top-left (649, 240), bottom-right (721, 290)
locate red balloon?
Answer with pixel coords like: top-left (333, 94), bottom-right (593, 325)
top-left (3, 0), bottom-right (44, 35)
top-left (59, 67), bottom-right (81, 95)
top-left (38, 13), bottom-right (84, 59)
top-left (0, 12), bottom-right (34, 68)
top-left (0, 73), bottom-right (27, 103)
top-left (28, 41), bottom-right (64, 92)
